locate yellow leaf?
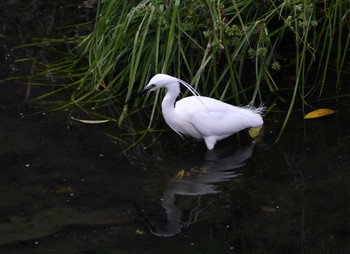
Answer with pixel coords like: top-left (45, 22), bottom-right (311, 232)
top-left (261, 206), bottom-right (277, 213)
top-left (135, 229), bottom-right (145, 235)
top-left (175, 169), bottom-right (185, 180)
top-left (304, 108), bottom-right (335, 119)
top-left (71, 117), bottom-right (111, 124)
top-left (53, 186), bottom-right (74, 194)
top-left (190, 167), bottom-right (207, 174)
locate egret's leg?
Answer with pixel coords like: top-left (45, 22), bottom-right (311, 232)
top-left (204, 136), bottom-right (217, 150)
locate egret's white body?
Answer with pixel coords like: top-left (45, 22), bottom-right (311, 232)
top-left (143, 74), bottom-right (264, 149)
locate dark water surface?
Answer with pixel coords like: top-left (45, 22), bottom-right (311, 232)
top-left (1, 1), bottom-right (350, 253)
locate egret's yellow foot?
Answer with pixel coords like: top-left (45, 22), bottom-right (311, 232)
top-left (249, 126), bottom-right (263, 142)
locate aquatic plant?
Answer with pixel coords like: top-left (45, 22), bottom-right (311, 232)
top-left (9, 0), bottom-right (350, 138)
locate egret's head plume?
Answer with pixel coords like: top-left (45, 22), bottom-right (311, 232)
top-left (146, 74), bottom-right (200, 96)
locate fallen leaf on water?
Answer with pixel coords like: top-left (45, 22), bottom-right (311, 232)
top-left (261, 206), bottom-right (277, 213)
top-left (304, 108), bottom-right (335, 119)
top-left (53, 186), bottom-right (74, 194)
top-left (190, 167), bottom-right (207, 174)
top-left (175, 169), bottom-right (185, 180)
top-left (71, 117), bottom-right (111, 124)
top-left (135, 229), bottom-right (145, 235)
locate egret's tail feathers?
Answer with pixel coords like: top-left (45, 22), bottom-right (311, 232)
top-left (245, 102), bottom-right (266, 115)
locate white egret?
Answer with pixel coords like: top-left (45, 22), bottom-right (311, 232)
top-left (133, 74), bottom-right (264, 149)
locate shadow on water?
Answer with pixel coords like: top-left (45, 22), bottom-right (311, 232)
top-left (141, 140), bottom-right (255, 237)
top-left (1, 0), bottom-right (350, 253)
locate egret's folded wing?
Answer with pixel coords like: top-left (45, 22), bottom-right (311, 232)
top-left (191, 110), bottom-right (262, 137)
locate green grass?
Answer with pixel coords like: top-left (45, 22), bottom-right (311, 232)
top-left (8, 0), bottom-right (350, 140)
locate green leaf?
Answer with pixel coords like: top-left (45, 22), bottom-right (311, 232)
top-left (71, 117), bottom-right (110, 124)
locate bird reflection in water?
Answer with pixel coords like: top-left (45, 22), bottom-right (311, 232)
top-left (147, 141), bottom-right (255, 237)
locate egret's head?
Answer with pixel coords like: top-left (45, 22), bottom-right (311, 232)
top-left (144, 74), bottom-right (179, 92)
top-left (126, 74), bottom-right (199, 105)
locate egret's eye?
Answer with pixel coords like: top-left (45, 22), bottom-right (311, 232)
top-left (149, 84), bottom-right (156, 88)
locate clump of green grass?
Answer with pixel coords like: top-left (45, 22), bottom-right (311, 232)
top-left (12, 0), bottom-right (350, 138)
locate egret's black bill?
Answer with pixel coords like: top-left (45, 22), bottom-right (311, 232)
top-left (126, 87), bottom-right (151, 105)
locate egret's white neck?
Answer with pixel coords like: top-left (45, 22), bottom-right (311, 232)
top-left (161, 81), bottom-right (180, 110)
